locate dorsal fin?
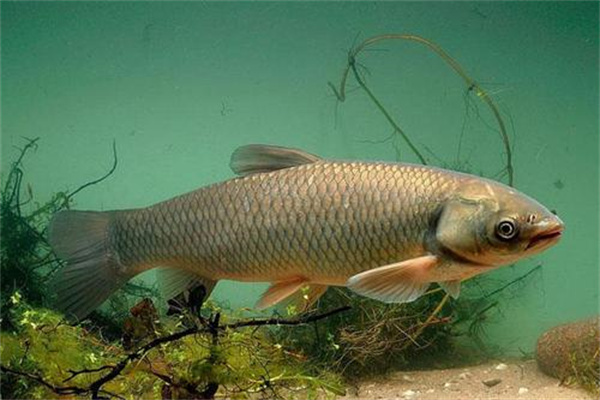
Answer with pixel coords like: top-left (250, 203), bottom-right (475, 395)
top-left (230, 144), bottom-right (322, 176)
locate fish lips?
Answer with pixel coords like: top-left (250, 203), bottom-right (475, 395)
top-left (526, 223), bottom-right (564, 251)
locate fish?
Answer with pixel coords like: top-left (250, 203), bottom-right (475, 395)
top-left (48, 144), bottom-right (564, 319)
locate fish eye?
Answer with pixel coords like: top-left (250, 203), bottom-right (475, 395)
top-left (496, 219), bottom-right (518, 240)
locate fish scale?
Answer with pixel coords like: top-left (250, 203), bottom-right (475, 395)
top-left (110, 161), bottom-right (452, 282)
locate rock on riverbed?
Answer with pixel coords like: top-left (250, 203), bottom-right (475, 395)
top-left (536, 316), bottom-right (599, 383)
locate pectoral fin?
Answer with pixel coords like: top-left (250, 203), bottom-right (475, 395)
top-left (438, 280), bottom-right (461, 299)
top-left (256, 277), bottom-right (308, 310)
top-left (346, 255), bottom-right (439, 303)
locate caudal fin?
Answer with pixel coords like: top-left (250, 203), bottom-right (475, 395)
top-left (48, 210), bottom-right (132, 320)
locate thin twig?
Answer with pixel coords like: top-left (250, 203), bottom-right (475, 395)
top-left (225, 306), bottom-right (351, 330)
top-left (400, 293), bottom-right (450, 351)
top-left (66, 140), bottom-right (118, 202)
top-left (4, 137), bottom-right (39, 209)
top-left (0, 366), bottom-right (124, 400)
top-left (483, 264), bottom-right (542, 299)
top-left (64, 365), bottom-right (115, 382)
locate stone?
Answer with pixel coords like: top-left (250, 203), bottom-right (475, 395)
top-left (458, 372), bottom-right (472, 380)
top-left (518, 387), bottom-right (529, 395)
top-left (536, 316), bottom-right (599, 380)
top-left (482, 378), bottom-right (502, 387)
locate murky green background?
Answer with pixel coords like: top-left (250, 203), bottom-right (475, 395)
top-left (2, 2), bottom-right (598, 355)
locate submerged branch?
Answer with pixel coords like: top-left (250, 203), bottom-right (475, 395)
top-left (329, 33), bottom-right (514, 186)
top-left (64, 365), bottom-right (115, 383)
top-left (225, 305), bottom-right (352, 330)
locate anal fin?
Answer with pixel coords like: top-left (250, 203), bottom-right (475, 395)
top-left (158, 268), bottom-right (217, 305)
top-left (281, 284), bottom-right (328, 313)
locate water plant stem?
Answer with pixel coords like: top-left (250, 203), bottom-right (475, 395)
top-left (329, 33), bottom-right (514, 186)
top-left (401, 293), bottom-right (450, 351)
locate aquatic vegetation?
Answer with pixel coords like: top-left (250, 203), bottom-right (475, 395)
top-left (274, 264), bottom-right (545, 379)
top-left (1, 138), bottom-right (63, 330)
top-left (0, 138), bottom-right (154, 336)
top-left (274, 288), bottom-right (453, 378)
top-left (1, 295), bottom-right (346, 399)
top-left (329, 33), bottom-right (514, 186)
top-left (564, 347), bottom-right (600, 395)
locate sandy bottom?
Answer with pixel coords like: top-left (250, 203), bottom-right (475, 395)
top-left (341, 359), bottom-right (595, 400)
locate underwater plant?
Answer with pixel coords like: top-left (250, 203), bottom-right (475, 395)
top-left (329, 33), bottom-right (514, 186)
top-left (0, 138), bottom-right (157, 337)
top-left (274, 265), bottom-right (543, 379)
top-left (1, 293), bottom-right (347, 399)
top-left (273, 287), bottom-right (451, 378)
top-left (1, 138), bottom-right (58, 329)
top-left (564, 348), bottom-right (600, 396)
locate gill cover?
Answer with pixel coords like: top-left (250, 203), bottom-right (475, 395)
top-left (435, 197), bottom-right (492, 264)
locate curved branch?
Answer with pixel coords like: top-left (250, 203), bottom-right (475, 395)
top-left (66, 140), bottom-right (118, 202)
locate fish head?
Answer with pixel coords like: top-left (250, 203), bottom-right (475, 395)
top-left (435, 179), bottom-right (564, 267)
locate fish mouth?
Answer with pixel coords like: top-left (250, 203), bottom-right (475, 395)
top-left (527, 225), bottom-right (563, 250)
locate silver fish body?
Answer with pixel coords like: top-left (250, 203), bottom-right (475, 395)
top-left (49, 145), bottom-right (564, 319)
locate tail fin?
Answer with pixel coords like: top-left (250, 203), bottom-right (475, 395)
top-left (48, 210), bottom-right (133, 320)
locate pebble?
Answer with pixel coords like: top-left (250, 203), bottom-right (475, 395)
top-left (482, 378), bottom-right (502, 387)
top-left (402, 374), bottom-right (415, 382)
top-left (458, 372), bottom-right (472, 380)
top-left (426, 389), bottom-right (435, 394)
top-left (443, 382), bottom-right (452, 388)
top-left (518, 387), bottom-right (529, 395)
top-left (401, 389), bottom-right (416, 398)
top-left (495, 363), bottom-right (508, 370)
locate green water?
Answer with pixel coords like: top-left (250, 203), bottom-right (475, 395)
top-left (2, 1), bottom-right (598, 357)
